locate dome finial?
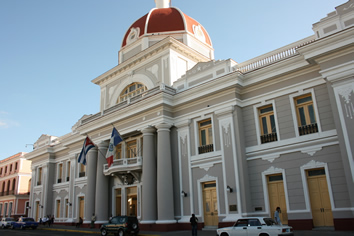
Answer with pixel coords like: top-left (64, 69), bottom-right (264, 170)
top-left (155, 0), bottom-right (171, 8)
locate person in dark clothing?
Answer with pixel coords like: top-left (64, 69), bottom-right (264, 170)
top-left (76, 217), bottom-right (83, 228)
top-left (190, 214), bottom-right (198, 236)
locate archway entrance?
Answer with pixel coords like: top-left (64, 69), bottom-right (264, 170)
top-left (202, 182), bottom-right (218, 227)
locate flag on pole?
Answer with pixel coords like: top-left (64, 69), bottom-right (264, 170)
top-left (106, 127), bottom-right (123, 167)
top-left (78, 136), bottom-right (95, 165)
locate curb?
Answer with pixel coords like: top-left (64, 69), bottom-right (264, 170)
top-left (39, 227), bottom-right (100, 234)
top-left (38, 227), bottom-right (159, 236)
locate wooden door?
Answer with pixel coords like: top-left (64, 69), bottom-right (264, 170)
top-left (35, 202), bottom-right (40, 222)
top-left (126, 187), bottom-right (137, 216)
top-left (268, 175), bottom-right (288, 225)
top-left (79, 197), bottom-right (84, 219)
top-left (307, 169), bottom-right (333, 227)
top-left (203, 182), bottom-right (218, 227)
top-left (116, 189), bottom-right (121, 216)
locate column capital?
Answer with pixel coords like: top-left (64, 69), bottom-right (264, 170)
top-left (98, 140), bottom-right (109, 148)
top-left (174, 119), bottom-right (191, 129)
top-left (156, 123), bottom-right (172, 131)
top-left (142, 126), bottom-right (156, 135)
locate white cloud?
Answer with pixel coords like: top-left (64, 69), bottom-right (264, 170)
top-left (0, 121), bottom-right (8, 128)
top-left (0, 119), bottom-right (20, 129)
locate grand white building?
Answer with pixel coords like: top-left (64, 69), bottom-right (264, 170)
top-left (25, 0), bottom-right (354, 231)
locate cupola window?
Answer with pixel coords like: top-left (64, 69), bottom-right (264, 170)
top-left (119, 82), bottom-right (147, 103)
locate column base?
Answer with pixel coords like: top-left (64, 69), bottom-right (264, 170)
top-left (140, 220), bottom-right (157, 224)
top-left (139, 220), bottom-right (179, 232)
top-left (155, 220), bottom-right (177, 224)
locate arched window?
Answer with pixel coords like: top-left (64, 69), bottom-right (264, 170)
top-left (12, 179), bottom-right (16, 193)
top-left (7, 180), bottom-right (10, 192)
top-left (118, 82), bottom-right (147, 103)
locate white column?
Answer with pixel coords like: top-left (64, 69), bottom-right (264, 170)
top-left (156, 123), bottom-right (176, 223)
top-left (141, 126), bottom-right (157, 223)
top-left (85, 146), bottom-right (98, 222)
top-left (95, 141), bottom-right (109, 223)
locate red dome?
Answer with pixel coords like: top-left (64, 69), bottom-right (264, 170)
top-left (121, 7), bottom-right (212, 48)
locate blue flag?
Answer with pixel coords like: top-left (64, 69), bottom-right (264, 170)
top-left (78, 136), bottom-right (95, 165)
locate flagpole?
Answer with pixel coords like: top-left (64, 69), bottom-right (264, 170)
top-left (110, 123), bottom-right (139, 158)
top-left (83, 134), bottom-right (109, 164)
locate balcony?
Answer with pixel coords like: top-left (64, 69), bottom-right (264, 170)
top-left (104, 156), bottom-right (142, 176)
top-left (299, 123), bottom-right (318, 136)
top-left (260, 133), bottom-right (278, 144)
top-left (0, 190), bottom-right (15, 196)
top-left (198, 144), bottom-right (214, 154)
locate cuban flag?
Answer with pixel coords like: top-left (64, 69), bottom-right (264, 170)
top-left (78, 136), bottom-right (95, 165)
top-left (106, 127), bottom-right (123, 167)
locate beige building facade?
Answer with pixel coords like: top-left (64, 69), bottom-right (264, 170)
top-left (0, 152), bottom-right (32, 219)
top-left (25, 0), bottom-right (354, 231)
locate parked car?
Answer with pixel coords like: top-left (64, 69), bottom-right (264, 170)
top-left (100, 215), bottom-right (139, 236)
top-left (10, 217), bottom-right (39, 230)
top-left (216, 217), bottom-right (293, 236)
top-left (1, 217), bottom-right (16, 229)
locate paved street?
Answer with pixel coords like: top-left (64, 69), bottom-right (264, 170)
top-left (1, 225), bottom-right (354, 236)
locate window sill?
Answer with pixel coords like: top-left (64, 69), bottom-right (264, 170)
top-left (246, 130), bottom-right (338, 159)
top-left (191, 150), bottom-right (222, 162)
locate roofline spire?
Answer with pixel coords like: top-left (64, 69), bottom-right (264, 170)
top-left (155, 0), bottom-right (171, 8)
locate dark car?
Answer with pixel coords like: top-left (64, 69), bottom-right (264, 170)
top-left (1, 217), bottom-right (16, 229)
top-left (100, 216), bottom-right (139, 236)
top-left (10, 217), bottom-right (39, 230)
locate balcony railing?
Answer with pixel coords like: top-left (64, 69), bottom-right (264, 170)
top-left (57, 179), bottom-right (62, 183)
top-left (0, 190), bottom-right (15, 196)
top-left (198, 144), bottom-right (214, 154)
top-left (260, 133), bottom-right (278, 144)
top-left (104, 157), bottom-right (142, 171)
top-left (79, 172), bottom-right (86, 178)
top-left (66, 177), bottom-right (70, 181)
top-left (299, 123), bottom-right (318, 136)
top-left (236, 36), bottom-right (315, 74)
top-left (37, 181), bottom-right (41, 186)
top-left (81, 85), bottom-right (177, 126)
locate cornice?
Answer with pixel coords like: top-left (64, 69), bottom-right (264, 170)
top-left (297, 27), bottom-right (354, 62)
top-left (92, 37), bottom-right (210, 86)
top-left (76, 91), bottom-right (175, 135)
top-left (24, 147), bottom-right (54, 160)
top-left (241, 54), bottom-right (311, 87)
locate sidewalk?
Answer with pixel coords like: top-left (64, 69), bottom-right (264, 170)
top-left (37, 224), bottom-right (215, 236)
top-left (38, 224), bottom-right (354, 236)
top-left (38, 224), bottom-right (163, 235)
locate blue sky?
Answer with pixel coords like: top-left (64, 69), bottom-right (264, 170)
top-left (0, 0), bottom-right (347, 159)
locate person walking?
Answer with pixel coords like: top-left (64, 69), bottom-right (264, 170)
top-left (91, 213), bottom-right (96, 228)
top-left (47, 215), bottom-right (51, 227)
top-left (274, 207), bottom-right (282, 225)
top-left (190, 214), bottom-right (198, 236)
top-left (76, 217), bottom-right (83, 228)
top-left (51, 215), bottom-right (55, 225)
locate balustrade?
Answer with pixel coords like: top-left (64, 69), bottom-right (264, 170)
top-left (198, 144), bottom-right (214, 154)
top-left (260, 133), bottom-right (278, 144)
top-left (299, 123), bottom-right (318, 136)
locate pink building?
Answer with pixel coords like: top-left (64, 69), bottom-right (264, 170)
top-left (0, 152), bottom-right (32, 219)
